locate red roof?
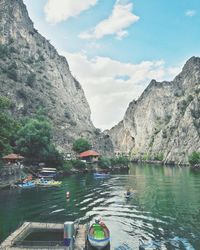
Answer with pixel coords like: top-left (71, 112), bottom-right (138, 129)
top-left (2, 154), bottom-right (24, 160)
top-left (79, 150), bottom-right (100, 158)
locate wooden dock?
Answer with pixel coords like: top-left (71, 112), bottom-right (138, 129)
top-left (0, 222), bottom-right (87, 250)
top-left (74, 225), bottom-right (86, 250)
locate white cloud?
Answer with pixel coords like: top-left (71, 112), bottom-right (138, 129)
top-left (79, 1), bottom-right (139, 40)
top-left (185, 10), bottom-right (196, 17)
top-left (62, 52), bottom-right (181, 129)
top-left (44, 0), bottom-right (98, 24)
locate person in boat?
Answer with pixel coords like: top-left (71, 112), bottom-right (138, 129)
top-left (126, 188), bottom-right (131, 196)
top-left (95, 218), bottom-right (105, 227)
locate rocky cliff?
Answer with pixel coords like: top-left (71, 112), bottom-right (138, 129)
top-left (108, 57), bottom-right (200, 164)
top-left (0, 0), bottom-right (113, 155)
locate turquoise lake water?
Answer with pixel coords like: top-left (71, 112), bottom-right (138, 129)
top-left (0, 164), bottom-right (200, 249)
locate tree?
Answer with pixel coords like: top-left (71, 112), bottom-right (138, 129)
top-left (188, 152), bottom-right (200, 165)
top-left (72, 138), bottom-right (91, 153)
top-left (0, 96), bottom-right (18, 158)
top-left (16, 117), bottom-right (63, 166)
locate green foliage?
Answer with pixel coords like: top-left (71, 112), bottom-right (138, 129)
top-left (0, 44), bottom-right (9, 59)
top-left (7, 62), bottom-right (18, 81)
top-left (71, 160), bottom-right (86, 169)
top-left (98, 157), bottom-right (111, 169)
top-left (61, 160), bottom-right (86, 171)
top-left (188, 152), bottom-right (200, 165)
top-left (26, 72), bottom-right (36, 87)
top-left (154, 153), bottom-right (164, 161)
top-left (143, 153), bottom-right (150, 161)
top-left (62, 161), bottom-right (73, 171)
top-left (16, 89), bottom-right (27, 99)
top-left (73, 138), bottom-right (91, 153)
top-left (15, 116), bottom-right (63, 166)
top-left (110, 156), bottom-right (129, 166)
top-left (0, 96), bottom-right (63, 166)
top-left (0, 96), bottom-right (18, 158)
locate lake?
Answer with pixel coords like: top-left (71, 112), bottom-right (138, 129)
top-left (0, 164), bottom-right (200, 249)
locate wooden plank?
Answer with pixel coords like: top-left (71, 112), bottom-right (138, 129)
top-left (74, 224), bottom-right (86, 250)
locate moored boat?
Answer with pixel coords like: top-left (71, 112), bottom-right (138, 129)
top-left (87, 220), bottom-right (110, 249)
top-left (93, 173), bottom-right (110, 178)
top-left (18, 181), bottom-right (35, 188)
top-left (35, 178), bottom-right (62, 187)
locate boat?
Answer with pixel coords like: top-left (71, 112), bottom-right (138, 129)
top-left (87, 220), bottom-right (110, 249)
top-left (35, 178), bottom-right (62, 187)
top-left (124, 192), bottom-right (133, 199)
top-left (38, 168), bottom-right (58, 178)
top-left (18, 181), bottom-right (35, 188)
top-left (93, 172), bottom-right (110, 178)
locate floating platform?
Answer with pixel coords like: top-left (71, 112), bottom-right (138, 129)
top-left (0, 222), bottom-right (87, 250)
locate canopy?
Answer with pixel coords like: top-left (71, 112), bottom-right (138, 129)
top-left (79, 150), bottom-right (100, 158)
top-left (2, 153), bottom-right (24, 160)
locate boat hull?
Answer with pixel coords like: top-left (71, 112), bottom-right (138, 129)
top-left (18, 182), bottom-right (35, 188)
top-left (88, 236), bottom-right (110, 249)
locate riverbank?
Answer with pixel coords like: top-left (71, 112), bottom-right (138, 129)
top-left (0, 163), bottom-right (129, 190)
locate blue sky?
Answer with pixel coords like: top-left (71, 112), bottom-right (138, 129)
top-left (23, 0), bottom-right (200, 129)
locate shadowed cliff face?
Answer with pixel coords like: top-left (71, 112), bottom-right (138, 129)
top-left (0, 0), bottom-right (113, 155)
top-left (108, 57), bottom-right (200, 164)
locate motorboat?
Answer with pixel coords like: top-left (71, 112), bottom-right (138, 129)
top-left (87, 220), bottom-right (110, 249)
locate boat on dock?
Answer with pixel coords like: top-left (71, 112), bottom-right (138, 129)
top-left (87, 220), bottom-right (110, 249)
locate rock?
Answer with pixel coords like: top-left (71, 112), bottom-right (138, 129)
top-left (0, 0), bottom-right (113, 155)
top-left (108, 57), bottom-right (200, 164)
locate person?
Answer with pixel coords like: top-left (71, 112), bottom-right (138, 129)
top-left (126, 188), bottom-right (131, 196)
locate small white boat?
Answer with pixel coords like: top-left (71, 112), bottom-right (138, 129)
top-left (87, 221), bottom-right (110, 249)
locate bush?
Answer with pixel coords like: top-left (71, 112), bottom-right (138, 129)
top-left (98, 157), bottom-right (111, 169)
top-left (26, 72), bottom-right (36, 87)
top-left (0, 44), bottom-right (9, 58)
top-left (71, 160), bottom-right (86, 169)
top-left (188, 152), bottom-right (200, 165)
top-left (110, 156), bottom-right (129, 166)
top-left (73, 138), bottom-right (91, 153)
top-left (154, 153), bottom-right (164, 161)
top-left (7, 62), bottom-right (18, 81)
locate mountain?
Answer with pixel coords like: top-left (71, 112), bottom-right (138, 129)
top-left (108, 57), bottom-right (200, 164)
top-left (0, 0), bottom-right (113, 155)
